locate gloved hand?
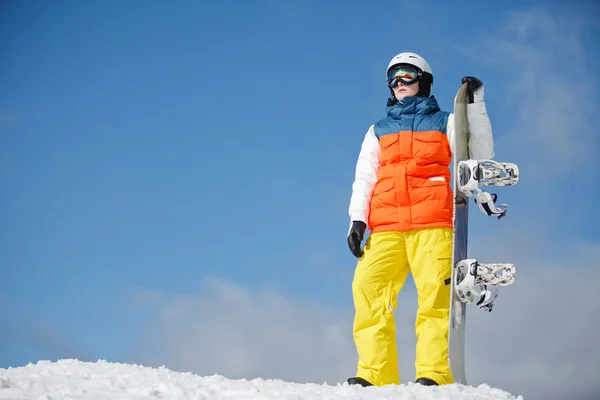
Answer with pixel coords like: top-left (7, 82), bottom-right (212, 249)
top-left (347, 221), bottom-right (367, 258)
top-left (461, 76), bottom-right (484, 104)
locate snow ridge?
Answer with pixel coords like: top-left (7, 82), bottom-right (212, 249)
top-left (0, 359), bottom-right (522, 399)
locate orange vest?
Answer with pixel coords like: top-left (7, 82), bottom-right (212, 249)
top-left (368, 97), bottom-right (452, 233)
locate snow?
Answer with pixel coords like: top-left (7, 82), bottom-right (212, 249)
top-left (0, 359), bottom-right (522, 399)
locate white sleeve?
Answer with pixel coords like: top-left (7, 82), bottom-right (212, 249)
top-left (467, 101), bottom-right (495, 159)
top-left (348, 125), bottom-right (380, 224)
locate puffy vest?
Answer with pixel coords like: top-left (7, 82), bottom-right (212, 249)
top-left (369, 96), bottom-right (452, 233)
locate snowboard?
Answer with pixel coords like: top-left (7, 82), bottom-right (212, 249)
top-left (448, 82), bottom-right (470, 385)
top-left (447, 84), bottom-right (519, 385)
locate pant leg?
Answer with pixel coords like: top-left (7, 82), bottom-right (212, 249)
top-left (352, 231), bottom-right (410, 386)
top-left (406, 227), bottom-right (454, 385)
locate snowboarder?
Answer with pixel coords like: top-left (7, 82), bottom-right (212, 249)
top-left (346, 52), bottom-right (495, 387)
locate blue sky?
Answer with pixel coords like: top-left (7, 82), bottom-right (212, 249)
top-left (1, 1), bottom-right (599, 398)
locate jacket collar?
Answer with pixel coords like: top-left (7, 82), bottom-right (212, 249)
top-left (386, 96), bottom-right (441, 120)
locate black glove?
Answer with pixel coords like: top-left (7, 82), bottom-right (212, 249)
top-left (461, 76), bottom-right (483, 104)
top-left (347, 221), bottom-right (367, 258)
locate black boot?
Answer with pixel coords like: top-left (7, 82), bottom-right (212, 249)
top-left (415, 377), bottom-right (438, 386)
top-left (347, 377), bottom-right (373, 387)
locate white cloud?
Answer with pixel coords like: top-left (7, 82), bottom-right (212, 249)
top-left (467, 240), bottom-right (600, 399)
top-left (129, 278), bottom-right (358, 385)
top-left (466, 7), bottom-right (599, 179)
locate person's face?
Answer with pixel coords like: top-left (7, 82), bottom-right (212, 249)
top-left (388, 65), bottom-right (420, 101)
top-left (392, 81), bottom-right (419, 101)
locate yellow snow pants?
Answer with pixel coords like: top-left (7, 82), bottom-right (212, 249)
top-left (351, 227), bottom-right (454, 386)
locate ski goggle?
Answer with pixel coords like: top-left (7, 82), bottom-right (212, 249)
top-left (387, 66), bottom-right (419, 88)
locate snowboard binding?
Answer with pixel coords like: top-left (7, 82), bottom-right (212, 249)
top-left (457, 160), bottom-right (519, 219)
top-left (454, 259), bottom-right (516, 312)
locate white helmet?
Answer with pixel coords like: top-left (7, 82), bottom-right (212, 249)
top-left (386, 52), bottom-right (434, 98)
top-left (386, 52), bottom-right (433, 77)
